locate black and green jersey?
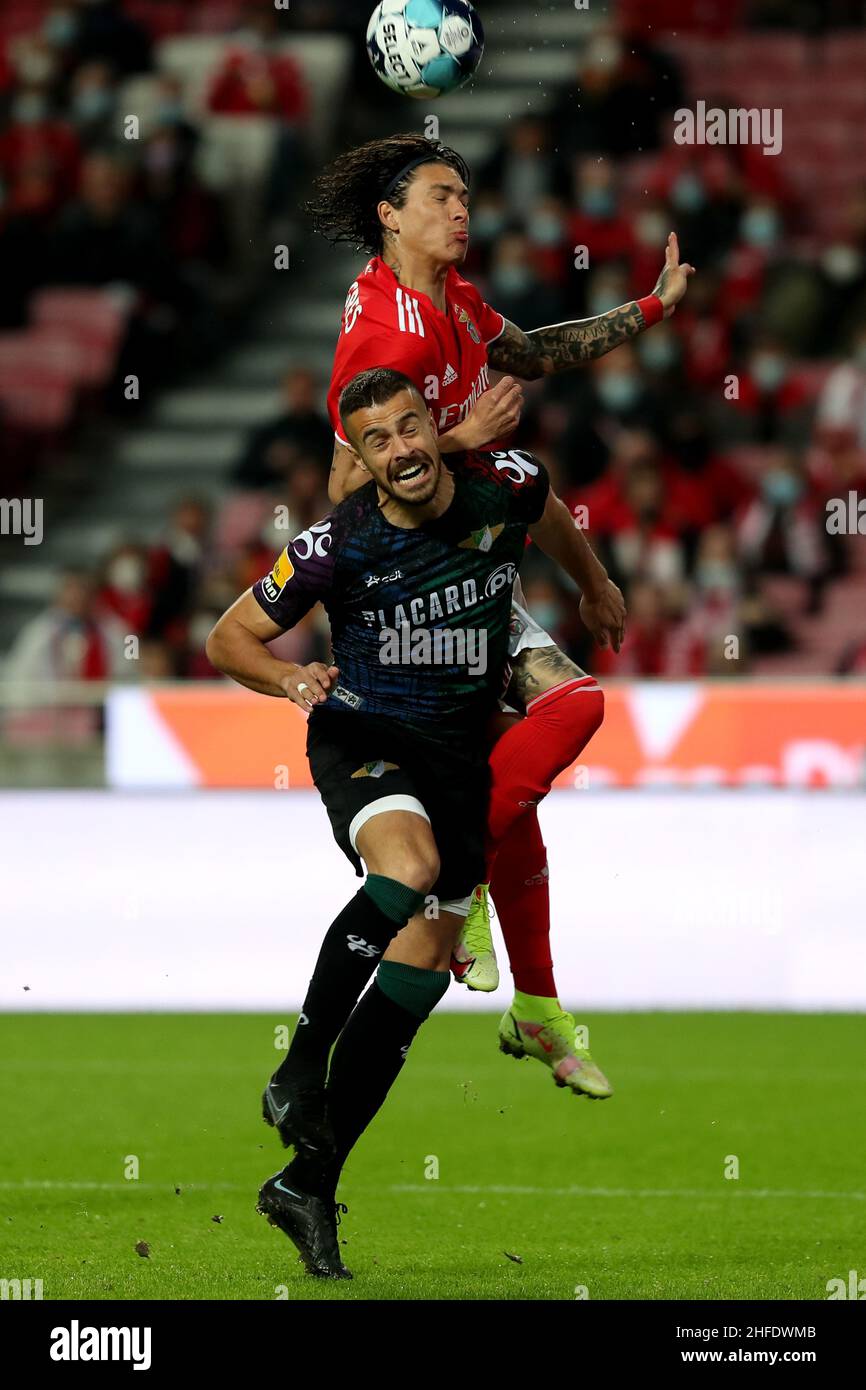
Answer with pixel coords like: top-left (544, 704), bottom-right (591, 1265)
top-left (252, 448), bottom-right (549, 740)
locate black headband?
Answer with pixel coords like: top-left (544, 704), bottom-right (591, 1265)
top-left (380, 151), bottom-right (465, 204)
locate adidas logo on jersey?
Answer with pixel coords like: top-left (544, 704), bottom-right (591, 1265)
top-left (442, 362), bottom-right (458, 386)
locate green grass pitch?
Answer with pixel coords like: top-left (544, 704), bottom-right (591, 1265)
top-left (1, 1011), bottom-right (862, 1301)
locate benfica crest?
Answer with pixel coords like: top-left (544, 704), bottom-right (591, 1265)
top-left (456, 306), bottom-right (481, 344)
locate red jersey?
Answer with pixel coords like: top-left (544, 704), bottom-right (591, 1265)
top-left (327, 255), bottom-right (505, 445)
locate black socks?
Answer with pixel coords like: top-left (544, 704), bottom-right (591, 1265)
top-left (275, 877), bottom-right (426, 1088)
top-left (287, 963), bottom-right (450, 1198)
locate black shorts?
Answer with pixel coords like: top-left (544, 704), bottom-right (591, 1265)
top-left (306, 708), bottom-right (489, 902)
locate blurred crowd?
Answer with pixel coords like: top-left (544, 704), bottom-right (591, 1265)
top-left (470, 23), bottom-right (866, 679)
top-left (4, 366), bottom-right (337, 689)
top-left (4, 4), bottom-right (866, 695)
top-left (0, 0), bottom-right (312, 441)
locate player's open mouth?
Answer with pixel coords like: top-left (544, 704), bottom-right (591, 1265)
top-left (393, 461), bottom-right (429, 485)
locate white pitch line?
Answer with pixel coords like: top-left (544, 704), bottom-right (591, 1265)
top-left (0, 1180), bottom-right (863, 1201)
top-left (390, 1184), bottom-right (866, 1201)
top-left (0, 1180), bottom-right (245, 1191)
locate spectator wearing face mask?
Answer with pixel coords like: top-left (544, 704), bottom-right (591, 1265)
top-left (551, 344), bottom-right (660, 489)
top-left (0, 99), bottom-right (81, 221)
top-left (524, 197), bottom-right (571, 289)
top-left (738, 448), bottom-right (830, 610)
top-left (634, 321), bottom-right (687, 424)
top-left (668, 162), bottom-right (742, 270)
top-left (4, 568), bottom-right (127, 686)
top-left (720, 198), bottom-right (777, 301)
top-left (716, 337), bottom-right (813, 447)
top-left (486, 230), bottom-right (565, 328)
top-left (67, 60), bottom-right (116, 146)
top-left (567, 156), bottom-right (633, 269)
top-left (96, 544), bottom-right (153, 634)
top-left (139, 87), bottom-right (227, 269)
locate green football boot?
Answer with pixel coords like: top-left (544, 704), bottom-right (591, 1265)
top-left (498, 993), bottom-right (613, 1098)
top-left (450, 884), bottom-right (499, 991)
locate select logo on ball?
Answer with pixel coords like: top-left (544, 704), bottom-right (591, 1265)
top-left (366, 0), bottom-right (485, 99)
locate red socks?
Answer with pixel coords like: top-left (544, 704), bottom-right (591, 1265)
top-left (486, 677), bottom-right (604, 847)
top-left (490, 810), bottom-right (555, 997)
top-left (487, 676), bottom-right (604, 998)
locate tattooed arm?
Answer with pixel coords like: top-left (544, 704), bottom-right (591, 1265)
top-left (488, 303), bottom-right (646, 380)
top-left (488, 231), bottom-right (695, 381)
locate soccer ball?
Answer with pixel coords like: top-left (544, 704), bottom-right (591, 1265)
top-left (366, 0), bottom-right (484, 100)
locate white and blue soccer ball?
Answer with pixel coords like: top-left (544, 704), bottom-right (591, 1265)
top-left (366, 0), bottom-right (484, 99)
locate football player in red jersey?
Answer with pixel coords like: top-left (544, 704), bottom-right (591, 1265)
top-left (305, 133), bottom-right (694, 1093)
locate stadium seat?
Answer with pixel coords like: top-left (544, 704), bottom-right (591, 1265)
top-left (195, 113), bottom-right (278, 195)
top-left (0, 359), bottom-right (76, 433)
top-left (124, 0), bottom-right (190, 42)
top-left (157, 34), bottom-right (234, 114)
top-left (723, 34), bottom-right (809, 73)
top-left (213, 492), bottom-right (274, 557)
top-left (189, 3), bottom-right (243, 35)
top-left (276, 36), bottom-right (352, 160)
top-left (0, 3), bottom-right (51, 43)
top-left (823, 31), bottom-right (866, 68)
top-left (29, 326), bottom-right (117, 391)
top-left (30, 288), bottom-right (129, 358)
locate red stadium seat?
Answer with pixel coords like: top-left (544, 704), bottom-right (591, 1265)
top-left (723, 34), bottom-right (809, 74)
top-left (189, 3), bottom-right (243, 34)
top-left (0, 358), bottom-right (76, 433)
top-left (29, 325), bottom-right (117, 390)
top-left (124, 0), bottom-right (190, 41)
top-left (0, 4), bottom-right (51, 43)
top-left (822, 32), bottom-right (866, 68)
top-left (30, 288), bottom-right (128, 359)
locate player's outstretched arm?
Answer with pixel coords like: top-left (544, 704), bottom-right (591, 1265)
top-left (206, 591), bottom-right (339, 708)
top-left (529, 490), bottom-right (626, 653)
top-left (488, 232), bottom-right (695, 380)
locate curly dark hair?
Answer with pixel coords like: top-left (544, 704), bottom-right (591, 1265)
top-left (305, 133), bottom-right (470, 256)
